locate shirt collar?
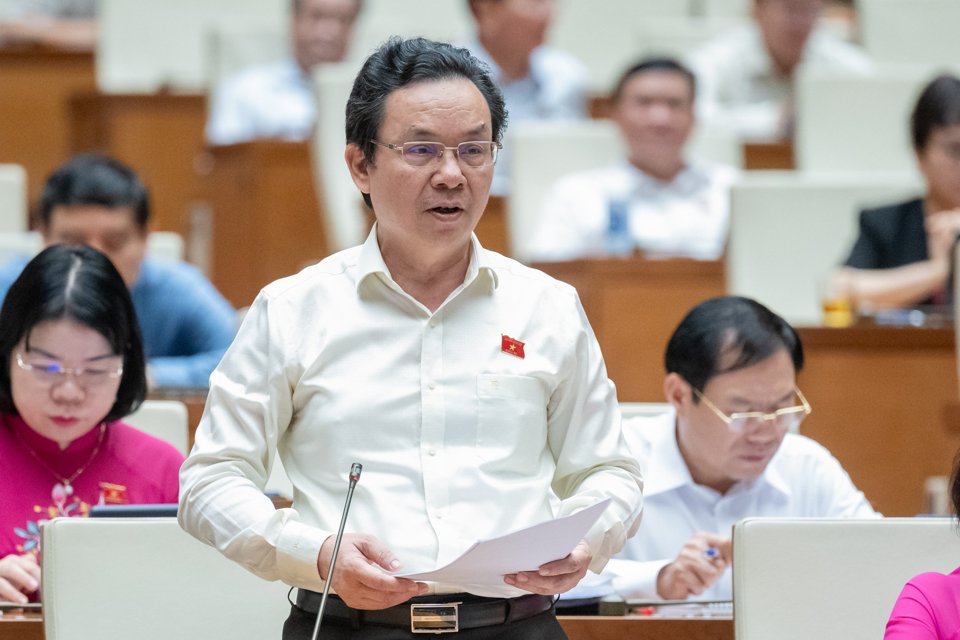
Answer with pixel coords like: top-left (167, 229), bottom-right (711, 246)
top-left (356, 224), bottom-right (499, 294)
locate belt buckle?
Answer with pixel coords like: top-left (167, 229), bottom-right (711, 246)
top-left (410, 602), bottom-right (459, 634)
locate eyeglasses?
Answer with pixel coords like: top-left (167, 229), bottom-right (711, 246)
top-left (16, 352), bottom-right (124, 388)
top-left (693, 387), bottom-right (811, 434)
top-left (372, 140), bottom-right (502, 168)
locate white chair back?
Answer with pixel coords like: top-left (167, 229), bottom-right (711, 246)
top-left (0, 231), bottom-right (185, 265)
top-left (42, 518), bottom-right (291, 640)
top-left (634, 17), bottom-right (745, 61)
top-left (795, 67), bottom-right (945, 174)
top-left (0, 164), bottom-right (27, 233)
top-left (508, 120), bottom-right (625, 261)
top-left (206, 23), bottom-right (290, 92)
top-left (310, 61), bottom-right (367, 252)
top-left (859, 0), bottom-right (960, 66)
top-left (733, 517), bottom-right (960, 640)
top-left (726, 171), bottom-right (921, 325)
top-left (348, 0), bottom-right (472, 64)
top-left (97, 0), bottom-right (286, 92)
top-left (124, 400), bottom-right (190, 456)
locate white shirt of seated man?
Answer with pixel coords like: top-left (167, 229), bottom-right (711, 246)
top-left (605, 344), bottom-right (876, 602)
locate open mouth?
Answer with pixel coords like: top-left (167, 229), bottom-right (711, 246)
top-left (429, 206), bottom-right (463, 215)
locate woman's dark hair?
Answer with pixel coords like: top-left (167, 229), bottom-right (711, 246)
top-left (0, 244), bottom-right (147, 422)
top-left (665, 296), bottom-right (804, 396)
top-left (39, 154), bottom-right (150, 229)
top-left (345, 36), bottom-right (508, 207)
top-left (910, 74), bottom-right (960, 151)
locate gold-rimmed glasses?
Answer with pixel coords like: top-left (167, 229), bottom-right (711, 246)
top-left (692, 387), bottom-right (811, 433)
top-left (372, 140), bottom-right (502, 168)
top-left (16, 352), bottom-right (123, 388)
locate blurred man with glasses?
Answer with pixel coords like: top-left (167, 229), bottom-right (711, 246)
top-left (603, 295), bottom-right (876, 602)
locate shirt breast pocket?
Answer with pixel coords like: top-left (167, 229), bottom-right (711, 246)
top-left (476, 374), bottom-right (548, 470)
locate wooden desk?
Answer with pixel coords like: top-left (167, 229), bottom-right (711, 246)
top-left (559, 615), bottom-right (732, 640)
top-left (0, 44), bottom-right (96, 212)
top-left (68, 91), bottom-right (208, 240)
top-left (0, 609), bottom-right (42, 640)
top-left (202, 141), bottom-right (328, 308)
top-left (743, 141), bottom-right (795, 170)
top-left (796, 326), bottom-right (960, 516)
top-left (533, 258), bottom-right (727, 401)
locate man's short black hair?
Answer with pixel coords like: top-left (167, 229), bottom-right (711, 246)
top-left (911, 73), bottom-right (960, 151)
top-left (39, 154), bottom-right (150, 229)
top-left (665, 296), bottom-right (804, 397)
top-left (611, 57), bottom-right (696, 104)
top-left (0, 244), bottom-right (147, 422)
top-left (345, 36), bottom-right (507, 207)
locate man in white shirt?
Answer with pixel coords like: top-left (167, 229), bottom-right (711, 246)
top-left (180, 36), bottom-right (643, 639)
top-left (205, 0), bottom-right (361, 145)
top-left (528, 58), bottom-right (737, 262)
top-left (687, 0), bottom-right (872, 141)
top-left (466, 0), bottom-right (588, 195)
top-left (606, 296), bottom-right (876, 602)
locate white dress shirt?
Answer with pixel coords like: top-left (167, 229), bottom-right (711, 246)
top-left (606, 412), bottom-right (877, 601)
top-left (466, 40), bottom-right (589, 195)
top-left (179, 229), bottom-right (643, 597)
top-left (528, 160), bottom-right (738, 261)
top-left (686, 24), bottom-right (873, 141)
top-left (206, 59), bottom-right (315, 146)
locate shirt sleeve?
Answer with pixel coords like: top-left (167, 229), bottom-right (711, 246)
top-left (815, 446), bottom-right (879, 517)
top-left (147, 266), bottom-right (237, 388)
top-left (547, 289), bottom-right (644, 573)
top-left (206, 75), bottom-right (252, 146)
top-left (606, 557), bottom-right (670, 600)
top-left (884, 579), bottom-right (940, 640)
top-left (178, 292), bottom-right (332, 590)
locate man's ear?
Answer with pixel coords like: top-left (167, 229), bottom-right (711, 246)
top-left (345, 143), bottom-right (371, 196)
top-left (663, 372), bottom-right (690, 412)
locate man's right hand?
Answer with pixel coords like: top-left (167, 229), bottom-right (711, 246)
top-left (656, 532), bottom-right (732, 600)
top-left (0, 554), bottom-right (40, 604)
top-left (317, 533), bottom-right (428, 610)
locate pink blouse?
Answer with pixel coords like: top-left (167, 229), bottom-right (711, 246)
top-left (0, 414), bottom-right (184, 570)
top-left (885, 566), bottom-right (960, 639)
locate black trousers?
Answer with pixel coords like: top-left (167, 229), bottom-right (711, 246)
top-left (282, 604), bottom-right (569, 640)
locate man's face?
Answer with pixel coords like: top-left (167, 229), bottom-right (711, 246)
top-left (292, 0), bottom-right (359, 71)
top-left (345, 78), bottom-right (494, 259)
top-left (614, 70), bottom-right (694, 164)
top-left (673, 348), bottom-right (798, 494)
top-left (43, 205), bottom-right (148, 289)
top-left (754, 0), bottom-right (823, 74)
top-left (475, 0), bottom-right (553, 55)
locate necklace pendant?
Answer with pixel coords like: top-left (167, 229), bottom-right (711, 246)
top-left (64, 482), bottom-right (73, 496)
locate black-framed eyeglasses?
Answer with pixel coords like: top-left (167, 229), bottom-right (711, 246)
top-left (693, 387), bottom-right (811, 434)
top-left (16, 352), bottom-right (124, 388)
top-left (372, 140), bottom-right (502, 168)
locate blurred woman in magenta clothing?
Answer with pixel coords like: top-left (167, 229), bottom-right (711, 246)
top-left (884, 454), bottom-right (960, 638)
top-left (0, 245), bottom-right (183, 603)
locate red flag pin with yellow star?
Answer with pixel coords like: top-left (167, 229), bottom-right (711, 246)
top-left (501, 335), bottom-right (525, 358)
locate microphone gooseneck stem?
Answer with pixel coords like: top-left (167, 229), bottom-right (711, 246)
top-left (311, 463), bottom-right (362, 640)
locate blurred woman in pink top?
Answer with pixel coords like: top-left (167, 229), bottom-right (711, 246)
top-left (884, 454), bottom-right (960, 638)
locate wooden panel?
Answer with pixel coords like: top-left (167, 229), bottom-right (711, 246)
top-left (797, 326), bottom-right (960, 516)
top-left (534, 259), bottom-right (726, 401)
top-left (68, 92), bottom-right (208, 240)
top-left (202, 141), bottom-right (328, 308)
top-left (475, 196), bottom-right (508, 256)
top-left (0, 611), bottom-right (42, 640)
top-left (0, 44), bottom-right (96, 218)
top-left (743, 141), bottom-right (795, 170)
top-left (560, 615), bottom-right (732, 640)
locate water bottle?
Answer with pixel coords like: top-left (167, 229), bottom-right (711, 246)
top-left (605, 198), bottom-right (634, 257)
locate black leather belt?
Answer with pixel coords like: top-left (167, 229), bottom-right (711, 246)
top-left (295, 590), bottom-right (555, 633)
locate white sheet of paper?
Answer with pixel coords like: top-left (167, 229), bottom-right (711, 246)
top-left (396, 499), bottom-right (611, 584)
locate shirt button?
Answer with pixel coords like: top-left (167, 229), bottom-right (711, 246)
top-left (428, 383), bottom-right (436, 391)
top-left (428, 449), bottom-right (437, 456)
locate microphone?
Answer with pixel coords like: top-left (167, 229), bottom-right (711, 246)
top-left (311, 462), bottom-right (362, 640)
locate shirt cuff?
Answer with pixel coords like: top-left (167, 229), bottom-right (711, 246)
top-left (275, 518), bottom-right (332, 591)
top-left (606, 558), bottom-right (671, 600)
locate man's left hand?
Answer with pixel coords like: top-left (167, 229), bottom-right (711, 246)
top-left (503, 540), bottom-right (592, 595)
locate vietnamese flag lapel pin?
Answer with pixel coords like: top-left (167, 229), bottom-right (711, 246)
top-left (501, 334), bottom-right (525, 359)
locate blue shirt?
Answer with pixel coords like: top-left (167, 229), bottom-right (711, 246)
top-left (0, 257), bottom-right (236, 388)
